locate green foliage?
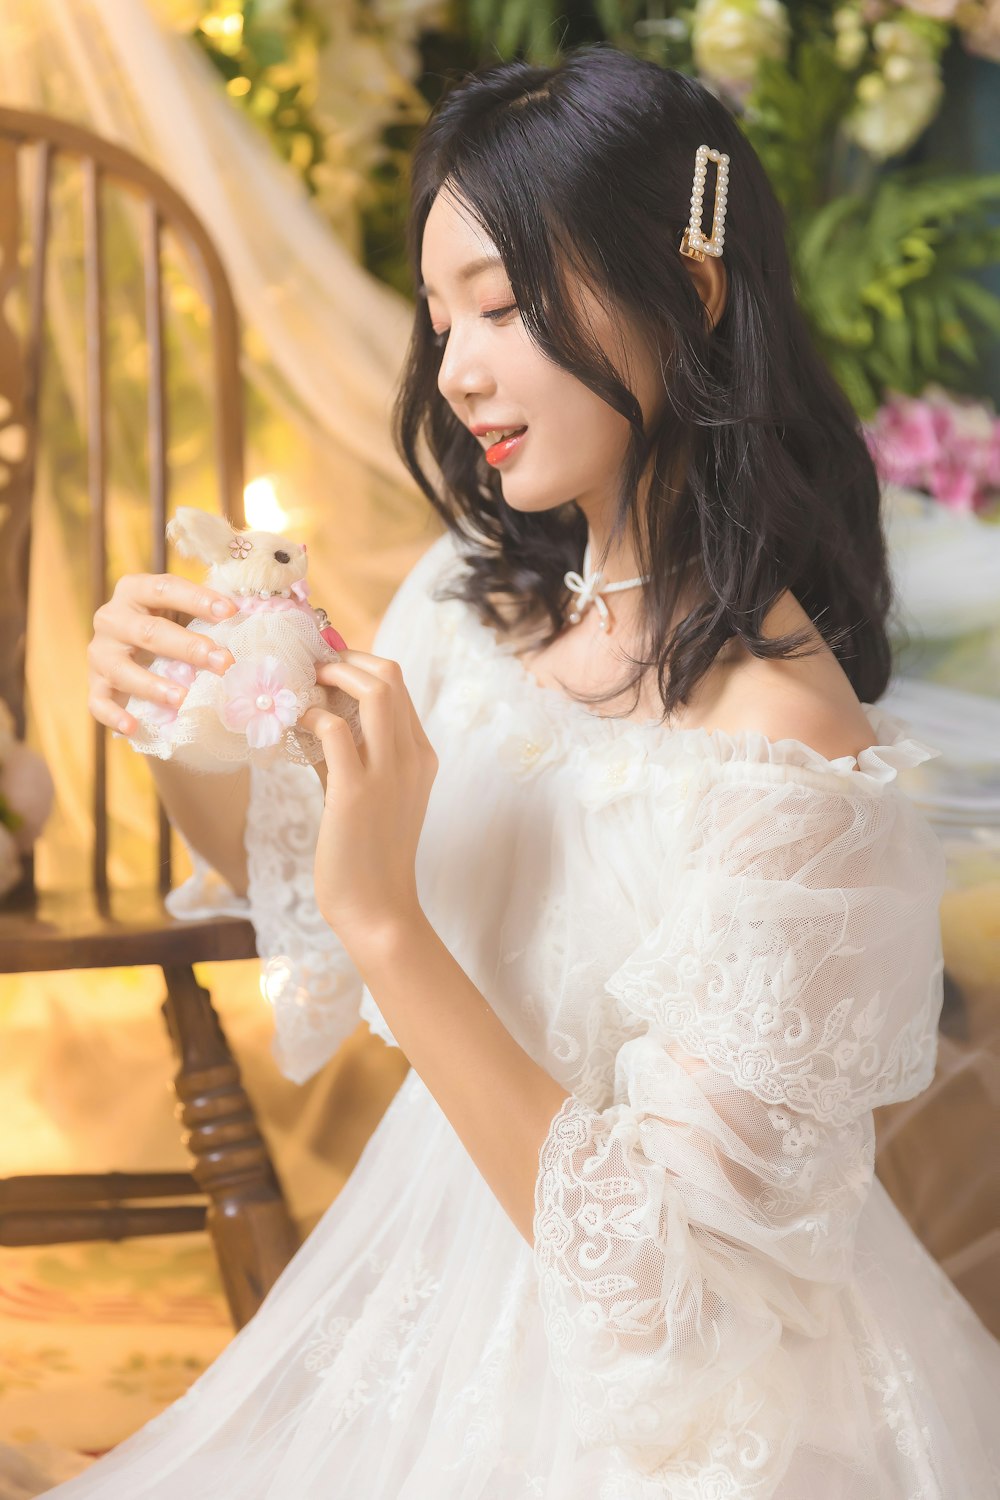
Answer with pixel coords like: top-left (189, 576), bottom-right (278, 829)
top-left (743, 36), bottom-right (858, 217)
top-left (188, 0), bottom-right (1000, 417)
top-left (794, 171), bottom-right (1000, 415)
top-left (192, 1), bottom-right (330, 197)
top-left (460, 0), bottom-right (694, 69)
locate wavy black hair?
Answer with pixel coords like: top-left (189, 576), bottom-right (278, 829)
top-left (391, 43), bottom-right (896, 722)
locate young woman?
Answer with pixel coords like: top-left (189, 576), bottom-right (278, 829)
top-left (46, 42), bottom-right (1000, 1500)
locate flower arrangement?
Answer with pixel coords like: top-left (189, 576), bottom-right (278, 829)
top-left (0, 700), bottom-right (55, 902)
top-left (865, 384), bottom-right (1000, 514)
top-left (450, 1), bottom-right (1000, 418)
top-left (686, 2), bottom-right (996, 160)
top-left (154, 0), bottom-right (448, 268)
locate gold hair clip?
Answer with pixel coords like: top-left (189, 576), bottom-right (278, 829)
top-left (679, 143), bottom-right (730, 262)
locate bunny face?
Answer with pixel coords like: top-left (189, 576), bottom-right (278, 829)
top-left (210, 531), bottom-right (308, 598)
top-left (166, 506), bottom-right (308, 599)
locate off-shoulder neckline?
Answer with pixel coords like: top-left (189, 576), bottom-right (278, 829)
top-left (443, 583), bottom-right (942, 790)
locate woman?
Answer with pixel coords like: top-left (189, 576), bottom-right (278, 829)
top-left (49, 43), bottom-right (1000, 1500)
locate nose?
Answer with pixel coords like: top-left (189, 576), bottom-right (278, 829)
top-left (274, 549), bottom-right (290, 563)
top-left (436, 324), bottom-right (495, 409)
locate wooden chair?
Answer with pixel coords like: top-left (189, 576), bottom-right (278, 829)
top-left (0, 108), bottom-right (299, 1328)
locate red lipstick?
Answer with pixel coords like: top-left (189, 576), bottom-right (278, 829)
top-left (484, 427), bottom-right (527, 465)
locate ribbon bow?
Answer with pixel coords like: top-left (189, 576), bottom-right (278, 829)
top-left (563, 566), bottom-right (611, 628)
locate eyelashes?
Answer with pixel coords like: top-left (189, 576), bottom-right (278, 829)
top-left (430, 304), bottom-right (518, 347)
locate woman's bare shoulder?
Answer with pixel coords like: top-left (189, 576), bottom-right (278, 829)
top-left (703, 589), bottom-right (878, 761)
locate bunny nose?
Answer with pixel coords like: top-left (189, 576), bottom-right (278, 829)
top-left (274, 549), bottom-right (290, 563)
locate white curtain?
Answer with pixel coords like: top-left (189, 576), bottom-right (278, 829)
top-left (0, 0), bottom-right (440, 890)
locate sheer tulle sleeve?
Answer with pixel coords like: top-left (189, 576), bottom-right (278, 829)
top-left (532, 759), bottom-right (948, 1491)
top-left (165, 526), bottom-right (457, 1083)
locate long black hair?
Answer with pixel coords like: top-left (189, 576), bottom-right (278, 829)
top-left (392, 43), bottom-right (896, 721)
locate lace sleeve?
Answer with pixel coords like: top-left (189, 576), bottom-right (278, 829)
top-left (245, 527), bottom-right (459, 1081)
top-left (531, 770), bottom-right (947, 1492)
top-left (159, 527), bottom-right (459, 1080)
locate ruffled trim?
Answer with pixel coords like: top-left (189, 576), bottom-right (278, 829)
top-left (441, 597), bottom-right (943, 792)
top-left (658, 702), bottom-right (942, 788)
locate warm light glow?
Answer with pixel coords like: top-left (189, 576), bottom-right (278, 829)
top-left (244, 475), bottom-right (289, 532)
top-left (226, 76), bottom-right (252, 97)
top-left (260, 958), bottom-right (293, 1010)
top-left (200, 12), bottom-right (243, 40)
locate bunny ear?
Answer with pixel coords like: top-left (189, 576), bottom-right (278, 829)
top-left (166, 507), bottom-right (240, 565)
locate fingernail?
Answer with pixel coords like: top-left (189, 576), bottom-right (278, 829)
top-left (118, 715), bottom-right (132, 734)
top-left (211, 600), bottom-right (233, 618)
top-left (209, 650), bottom-right (229, 671)
top-left (166, 685), bottom-right (185, 703)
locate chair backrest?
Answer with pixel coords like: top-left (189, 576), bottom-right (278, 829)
top-left (0, 107), bottom-right (246, 903)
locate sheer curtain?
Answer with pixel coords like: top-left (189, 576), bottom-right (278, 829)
top-left (0, 0), bottom-right (439, 890)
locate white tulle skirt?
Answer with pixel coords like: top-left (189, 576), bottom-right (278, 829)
top-left (11, 1064), bottom-right (999, 1500)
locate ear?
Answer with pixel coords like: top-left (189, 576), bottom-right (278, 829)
top-left (679, 251), bottom-right (728, 332)
top-left (166, 507), bottom-right (239, 565)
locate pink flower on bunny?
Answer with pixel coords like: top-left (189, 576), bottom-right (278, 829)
top-left (220, 657), bottom-right (299, 748)
top-left (122, 506), bottom-right (358, 773)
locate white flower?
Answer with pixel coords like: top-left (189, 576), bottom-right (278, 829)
top-left (496, 705), bottom-right (562, 780)
top-left (656, 998), bottom-right (694, 1031)
top-left (691, 0), bottom-right (791, 91)
top-left (737, 1046), bottom-right (774, 1084)
top-left (813, 1077), bottom-right (853, 1120)
top-left (436, 599), bottom-right (465, 640)
top-left (437, 670), bottom-right (494, 733)
top-left (845, 62), bottom-right (942, 156)
top-left (576, 736), bottom-right (650, 809)
top-left (845, 16), bottom-right (945, 158)
top-left (832, 7), bottom-right (869, 69)
top-left (699, 1467), bottom-right (742, 1500)
top-left (536, 1204), bottom-right (573, 1256)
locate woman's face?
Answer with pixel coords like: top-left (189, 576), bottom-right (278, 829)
top-left (419, 186), bottom-right (667, 520)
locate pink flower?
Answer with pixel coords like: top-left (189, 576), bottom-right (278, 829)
top-left (927, 456), bottom-right (979, 512)
top-left (219, 656), bottom-right (299, 748)
top-left (866, 392), bottom-right (947, 484)
top-left (865, 387), bottom-right (1000, 516)
top-left (145, 659), bottom-right (197, 726)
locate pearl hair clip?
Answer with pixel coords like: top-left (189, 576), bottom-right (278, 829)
top-left (679, 143), bottom-right (730, 262)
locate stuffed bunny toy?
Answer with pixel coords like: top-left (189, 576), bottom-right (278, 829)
top-left (122, 507), bottom-right (361, 773)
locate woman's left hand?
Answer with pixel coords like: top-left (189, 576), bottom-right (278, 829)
top-left (299, 650), bottom-right (438, 952)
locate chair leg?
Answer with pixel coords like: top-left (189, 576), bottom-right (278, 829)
top-left (160, 963), bottom-right (299, 1329)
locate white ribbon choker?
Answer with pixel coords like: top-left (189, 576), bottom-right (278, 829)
top-left (563, 541), bottom-right (682, 632)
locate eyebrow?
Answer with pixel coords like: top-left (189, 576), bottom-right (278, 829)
top-left (418, 254), bottom-right (506, 298)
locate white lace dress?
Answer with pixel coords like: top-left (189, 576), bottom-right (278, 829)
top-left (35, 529), bottom-right (1000, 1500)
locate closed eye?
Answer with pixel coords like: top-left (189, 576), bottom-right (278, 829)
top-left (430, 304), bottom-right (519, 347)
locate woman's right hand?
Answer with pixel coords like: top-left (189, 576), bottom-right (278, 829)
top-left (87, 574), bottom-right (239, 736)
